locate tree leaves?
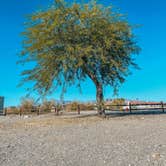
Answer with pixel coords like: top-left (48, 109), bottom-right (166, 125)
top-left (19, 0), bottom-right (140, 98)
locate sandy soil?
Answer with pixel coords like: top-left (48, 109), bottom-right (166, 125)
top-left (0, 113), bottom-right (166, 166)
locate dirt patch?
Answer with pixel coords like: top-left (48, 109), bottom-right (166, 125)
top-left (0, 115), bottom-right (102, 130)
top-left (1, 114), bottom-right (166, 166)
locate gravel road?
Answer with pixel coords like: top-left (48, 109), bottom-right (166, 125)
top-left (0, 113), bottom-right (166, 166)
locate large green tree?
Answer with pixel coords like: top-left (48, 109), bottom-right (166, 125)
top-left (19, 0), bottom-right (140, 114)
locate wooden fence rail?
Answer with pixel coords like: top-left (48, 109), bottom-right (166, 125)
top-left (103, 102), bottom-right (166, 113)
top-left (4, 102), bottom-right (166, 116)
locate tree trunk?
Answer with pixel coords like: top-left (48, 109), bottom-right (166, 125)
top-left (83, 68), bottom-right (105, 116)
top-left (96, 83), bottom-right (105, 115)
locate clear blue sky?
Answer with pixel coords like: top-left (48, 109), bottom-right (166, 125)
top-left (0, 0), bottom-right (165, 106)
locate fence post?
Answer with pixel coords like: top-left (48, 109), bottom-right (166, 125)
top-left (20, 107), bottom-right (22, 116)
top-left (129, 102), bottom-right (132, 113)
top-left (55, 106), bottom-right (59, 115)
top-left (55, 107), bottom-right (57, 115)
top-left (161, 101), bottom-right (164, 113)
top-left (37, 106), bottom-right (40, 115)
top-left (77, 104), bottom-right (80, 115)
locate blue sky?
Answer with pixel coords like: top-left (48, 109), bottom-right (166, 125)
top-left (0, 0), bottom-right (165, 106)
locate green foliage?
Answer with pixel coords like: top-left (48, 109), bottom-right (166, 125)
top-left (19, 0), bottom-right (140, 100)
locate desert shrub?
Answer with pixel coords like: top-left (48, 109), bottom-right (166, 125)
top-left (20, 97), bottom-right (35, 113)
top-left (65, 102), bottom-right (96, 112)
top-left (65, 101), bottom-right (80, 112)
top-left (110, 98), bottom-right (125, 111)
top-left (40, 99), bottom-right (56, 112)
top-left (111, 98), bottom-right (125, 105)
top-left (6, 106), bottom-right (20, 114)
top-left (79, 103), bottom-right (95, 111)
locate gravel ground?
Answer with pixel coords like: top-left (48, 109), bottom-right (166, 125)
top-left (0, 113), bottom-right (166, 166)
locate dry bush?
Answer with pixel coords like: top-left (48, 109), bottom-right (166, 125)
top-left (65, 102), bottom-right (95, 112)
top-left (40, 100), bottom-right (56, 112)
top-left (6, 106), bottom-right (20, 115)
top-left (109, 98), bottom-right (125, 111)
top-left (65, 101), bottom-right (80, 112)
top-left (79, 103), bottom-right (95, 111)
top-left (20, 97), bottom-right (36, 113)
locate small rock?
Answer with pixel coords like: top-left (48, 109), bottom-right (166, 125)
top-left (24, 115), bottom-right (29, 119)
top-left (152, 153), bottom-right (161, 160)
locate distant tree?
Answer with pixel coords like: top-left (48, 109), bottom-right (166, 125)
top-left (19, 0), bottom-right (140, 115)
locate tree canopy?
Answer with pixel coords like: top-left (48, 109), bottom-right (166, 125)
top-left (19, 0), bottom-right (140, 114)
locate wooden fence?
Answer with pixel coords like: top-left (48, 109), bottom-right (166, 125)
top-left (103, 102), bottom-right (166, 113)
top-left (3, 102), bottom-right (166, 116)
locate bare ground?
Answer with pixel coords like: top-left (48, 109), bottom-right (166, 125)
top-left (0, 113), bottom-right (166, 166)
